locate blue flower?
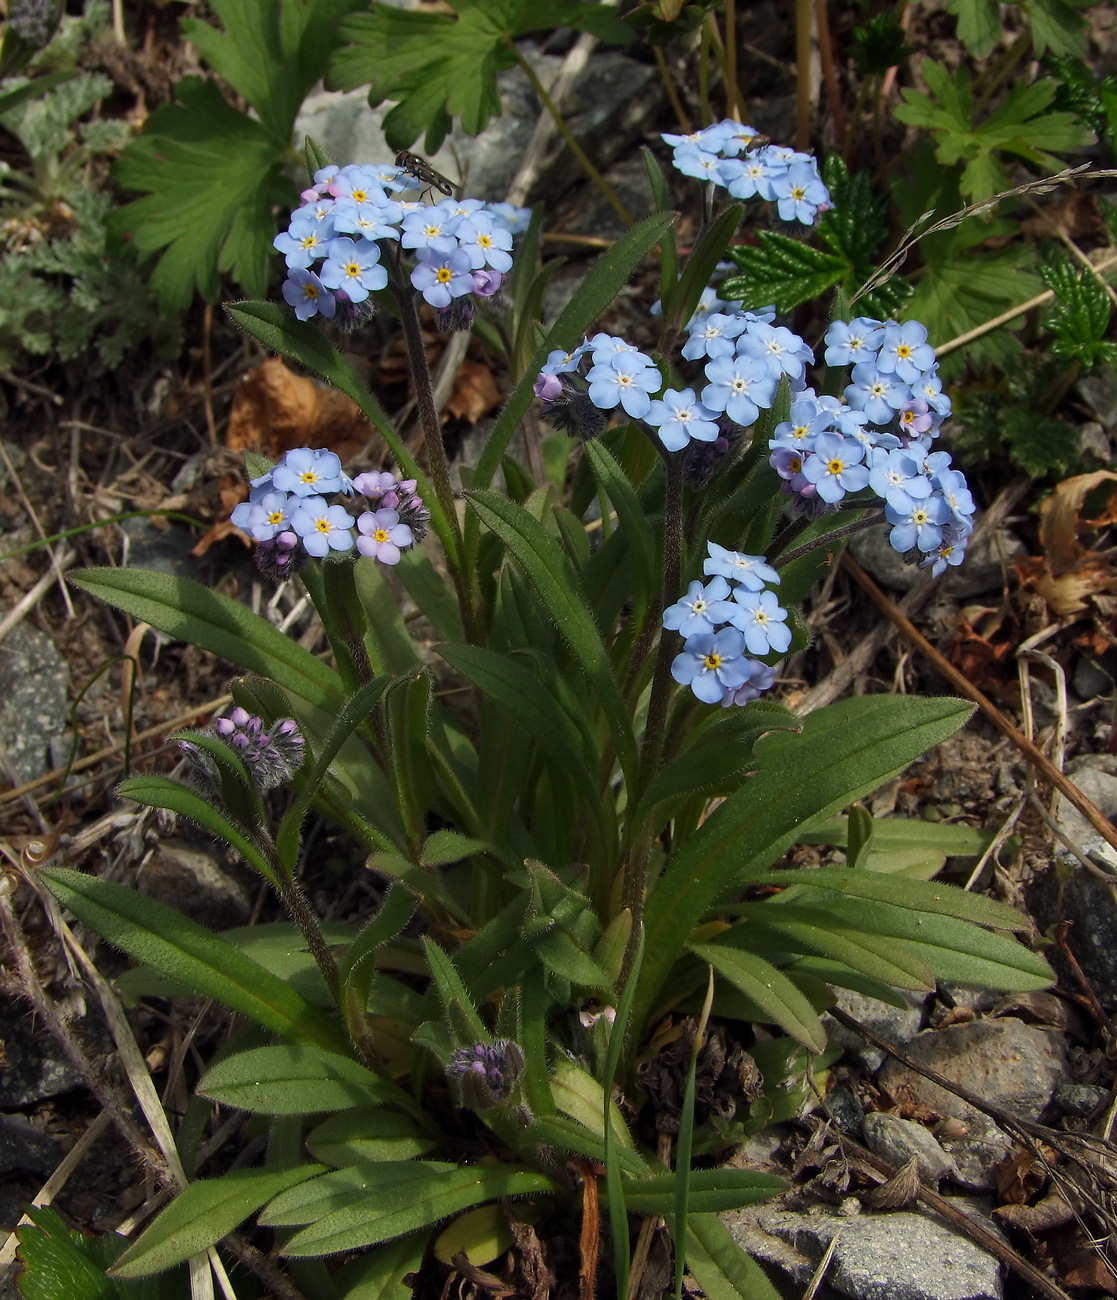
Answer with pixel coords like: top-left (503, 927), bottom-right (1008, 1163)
top-left (587, 333), bottom-right (644, 366)
top-left (770, 396), bottom-right (833, 452)
top-left (455, 212), bottom-right (514, 272)
top-left (876, 321), bottom-right (936, 384)
top-left (289, 497), bottom-right (356, 557)
top-left (714, 588), bottom-right (792, 655)
top-left (772, 160), bottom-right (830, 224)
top-left (411, 248), bottom-right (474, 307)
top-left (663, 576), bottom-right (731, 637)
top-left (801, 432), bottom-right (870, 504)
top-left (541, 342), bottom-right (590, 375)
top-left (701, 354), bottom-right (778, 426)
top-left (720, 658), bottom-right (777, 707)
top-left (737, 322), bottom-right (812, 380)
top-left (823, 318), bottom-right (884, 367)
top-left (331, 196), bottom-right (403, 242)
top-left (231, 490), bottom-right (293, 542)
top-left (282, 269), bottom-right (336, 321)
top-left (585, 353), bottom-right (661, 419)
top-left (885, 494), bottom-right (951, 554)
top-left (273, 448), bottom-right (345, 497)
top-left (671, 627), bottom-right (754, 704)
top-left (672, 143), bottom-right (727, 183)
top-left (703, 542), bottom-right (779, 590)
top-left (401, 207), bottom-right (460, 255)
top-left (274, 217), bottom-right (329, 269)
top-left (868, 448), bottom-right (932, 510)
top-left (725, 154), bottom-right (781, 201)
top-left (645, 387), bottom-right (720, 452)
top-left (935, 468), bottom-right (975, 526)
top-left (682, 312), bottom-right (747, 361)
top-left (845, 363), bottom-right (911, 425)
top-left (320, 237), bottom-right (387, 303)
top-left (919, 524), bottom-right (970, 577)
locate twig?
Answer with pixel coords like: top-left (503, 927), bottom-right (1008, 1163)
top-left (840, 553), bottom-right (1117, 862)
top-left (0, 546), bottom-right (76, 645)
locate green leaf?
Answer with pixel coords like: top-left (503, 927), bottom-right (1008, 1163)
top-left (818, 156), bottom-right (889, 267)
top-left (584, 439), bottom-right (657, 608)
top-left (281, 1163), bottom-right (559, 1256)
top-left (634, 695), bottom-right (972, 1035)
top-left (667, 202), bottom-right (744, 332)
top-left (199, 1044), bottom-right (398, 1114)
top-left (799, 894), bottom-right (1054, 990)
top-left (723, 232), bottom-right (848, 313)
top-left (469, 211), bottom-right (676, 495)
top-left (797, 815), bottom-right (993, 855)
top-left (423, 938), bottom-right (489, 1045)
top-left (15, 1207), bottom-right (186, 1300)
top-left (747, 865), bottom-right (1038, 930)
top-left (849, 13), bottom-right (914, 75)
top-left (331, 1233), bottom-right (427, 1300)
top-left (39, 868), bottom-right (346, 1052)
top-left (946, 0), bottom-right (1000, 57)
top-left (1040, 252), bottom-right (1117, 369)
top-left (465, 490), bottom-right (638, 783)
top-left (110, 1166), bottom-right (323, 1279)
top-left (551, 1060), bottom-right (635, 1149)
top-left (1024, 0), bottom-right (1088, 57)
top-left (306, 1109), bottom-right (437, 1164)
top-left (685, 1214), bottom-right (783, 1300)
top-left (608, 1169), bottom-right (785, 1215)
top-left (329, 1), bottom-right (628, 152)
top-left (70, 568), bottom-right (344, 711)
top-left (691, 945), bottom-right (827, 1050)
top-left (110, 78), bottom-right (291, 311)
top-left (116, 774), bottom-right (275, 882)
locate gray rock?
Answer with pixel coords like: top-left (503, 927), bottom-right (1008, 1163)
top-left (827, 1086), bottom-right (866, 1137)
top-left (0, 995), bottom-right (84, 1106)
top-left (1079, 370), bottom-right (1117, 428)
top-left (877, 1018), bottom-right (1068, 1126)
top-left (937, 1116), bottom-right (1014, 1192)
top-left (862, 1112), bottom-right (955, 1183)
top-left (847, 525), bottom-right (1025, 597)
top-left (0, 1114), bottom-right (58, 1177)
top-left (137, 838), bottom-right (252, 930)
top-left (825, 987), bottom-right (925, 1072)
top-left (1055, 1082), bottom-right (1109, 1118)
top-left (1077, 420), bottom-right (1112, 462)
top-left (724, 1205), bottom-right (1002, 1300)
top-left (1027, 861), bottom-right (1117, 1008)
top-left (1054, 756), bottom-right (1117, 875)
top-left (0, 623), bottom-right (69, 785)
top-left (1072, 654), bottom-right (1113, 701)
top-left (119, 517), bottom-right (202, 581)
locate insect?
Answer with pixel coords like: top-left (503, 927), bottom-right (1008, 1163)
top-left (394, 149), bottom-right (457, 197)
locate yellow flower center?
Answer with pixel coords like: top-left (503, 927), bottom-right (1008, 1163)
top-left (267, 510), bottom-right (284, 525)
top-left (897, 343), bottom-right (912, 359)
top-left (478, 234), bottom-right (492, 249)
top-left (299, 471), bottom-right (319, 485)
top-left (314, 518), bottom-right (331, 534)
top-left (703, 652), bottom-right (723, 671)
top-left (827, 458), bottom-right (844, 474)
top-left (351, 188), bottom-right (368, 203)
top-left (344, 262), bottom-right (360, 277)
top-left (374, 528), bottom-right (390, 543)
top-left (436, 267), bottom-right (453, 283)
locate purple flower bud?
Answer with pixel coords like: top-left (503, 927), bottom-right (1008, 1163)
top-left (534, 372), bottom-right (563, 401)
top-left (445, 1039), bottom-right (525, 1109)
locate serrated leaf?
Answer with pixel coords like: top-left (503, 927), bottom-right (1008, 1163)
top-left (281, 1163), bottom-right (559, 1256)
top-left (946, 0), bottom-right (1000, 57)
top-left (1024, 0), bottom-right (1087, 57)
top-left (819, 156), bottom-right (888, 266)
top-left (110, 1166), bottom-right (323, 1279)
top-left (110, 78), bottom-right (292, 311)
top-left (329, 1), bottom-right (628, 151)
top-left (723, 232), bottom-right (847, 313)
top-left (1040, 253), bottom-right (1117, 370)
top-left (691, 944), bottom-right (827, 1049)
top-left (70, 568), bottom-right (344, 711)
top-left (39, 868), bottom-right (346, 1052)
top-left (999, 405), bottom-right (1081, 477)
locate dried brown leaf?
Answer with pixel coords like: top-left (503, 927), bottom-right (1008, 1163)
top-left (1039, 470), bottom-right (1117, 573)
top-left (863, 1156), bottom-right (921, 1209)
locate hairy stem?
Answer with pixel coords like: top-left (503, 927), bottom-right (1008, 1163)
top-left (772, 509), bottom-right (884, 570)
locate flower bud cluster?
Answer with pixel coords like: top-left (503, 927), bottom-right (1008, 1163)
top-left (662, 119), bottom-right (831, 225)
top-left (179, 708), bottom-right (305, 792)
top-left (664, 542), bottom-right (785, 707)
top-left (445, 1039), bottom-right (525, 1110)
top-left (274, 162), bottom-right (530, 330)
top-left (230, 448), bottom-right (430, 576)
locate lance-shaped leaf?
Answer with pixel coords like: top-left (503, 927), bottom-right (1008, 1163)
top-left (110, 1166), bottom-right (324, 1279)
top-left (70, 568), bottom-right (344, 711)
top-left (281, 1163), bottom-right (559, 1256)
top-left (465, 489), bottom-right (638, 784)
top-left (685, 1214), bottom-right (784, 1300)
top-left (606, 1168), bottom-right (785, 1215)
top-left (691, 945), bottom-right (827, 1051)
top-left (40, 868), bottom-right (346, 1053)
top-left (634, 695), bottom-right (972, 1035)
top-left (198, 1044), bottom-right (397, 1114)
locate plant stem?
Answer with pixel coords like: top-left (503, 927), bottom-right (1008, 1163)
top-left (513, 46), bottom-right (634, 228)
top-left (388, 250), bottom-right (479, 641)
top-left (620, 455), bottom-right (683, 970)
top-left (795, 0), bottom-right (814, 152)
top-left (772, 509), bottom-right (884, 570)
top-left (654, 42), bottom-right (693, 134)
top-left (272, 868), bottom-right (342, 1008)
top-left (724, 0), bottom-right (745, 122)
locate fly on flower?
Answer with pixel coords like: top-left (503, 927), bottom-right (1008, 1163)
top-left (394, 149), bottom-right (456, 197)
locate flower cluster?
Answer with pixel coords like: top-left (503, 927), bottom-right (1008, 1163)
top-left (769, 317), bottom-right (973, 576)
top-left (274, 162), bottom-right (530, 330)
top-left (665, 542), bottom-right (786, 706)
top-left (179, 708), bottom-right (305, 792)
top-left (445, 1039), bottom-right (525, 1110)
top-left (662, 119), bottom-right (831, 225)
top-left (230, 448), bottom-right (429, 578)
